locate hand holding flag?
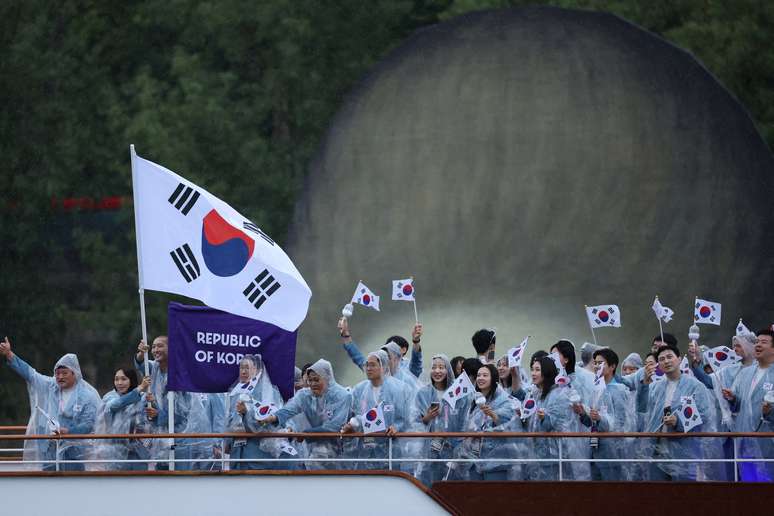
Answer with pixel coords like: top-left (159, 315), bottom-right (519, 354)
top-left (520, 394), bottom-right (537, 420)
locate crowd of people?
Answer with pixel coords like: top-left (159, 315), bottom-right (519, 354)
top-left (1, 317), bottom-right (773, 483)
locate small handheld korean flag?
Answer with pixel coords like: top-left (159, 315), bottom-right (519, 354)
top-left (652, 366), bottom-right (666, 383)
top-left (652, 296), bottom-right (674, 322)
top-left (520, 394), bottom-right (538, 421)
top-left (391, 278), bottom-right (415, 301)
top-left (736, 319), bottom-right (753, 337)
top-left (362, 404), bottom-right (387, 434)
top-left (593, 364), bottom-right (606, 393)
top-left (679, 356), bottom-right (694, 377)
top-left (442, 372), bottom-right (475, 409)
top-left (586, 305), bottom-right (621, 328)
top-left (507, 337), bottom-right (529, 368)
top-left (550, 351), bottom-right (570, 386)
top-left (254, 401), bottom-right (279, 422)
top-left (694, 298), bottom-right (721, 325)
top-left (677, 396), bottom-right (703, 432)
top-left (351, 281), bottom-right (380, 311)
top-left (703, 345), bottom-right (740, 371)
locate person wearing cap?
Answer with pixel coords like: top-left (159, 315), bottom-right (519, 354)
top-left (341, 350), bottom-right (410, 469)
top-left (722, 329), bottom-right (774, 482)
top-left (265, 359), bottom-right (352, 470)
top-left (1, 336), bottom-right (100, 471)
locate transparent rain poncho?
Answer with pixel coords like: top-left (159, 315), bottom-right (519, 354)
top-left (275, 359), bottom-right (352, 469)
top-left (6, 353), bottom-right (100, 471)
top-left (224, 354), bottom-right (291, 470)
top-left (454, 384), bottom-right (517, 480)
top-left (636, 372), bottom-right (717, 481)
top-left (728, 363), bottom-right (774, 482)
top-left (383, 341), bottom-right (421, 393)
top-left (523, 384), bottom-right (574, 481)
top-left (410, 354), bottom-right (471, 484)
top-left (347, 351), bottom-right (411, 469)
top-left (136, 355), bottom-right (210, 469)
top-left (585, 381), bottom-right (638, 481)
top-left (91, 383), bottom-right (148, 471)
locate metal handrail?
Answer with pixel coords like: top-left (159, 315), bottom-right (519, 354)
top-left (1, 431), bottom-right (773, 441)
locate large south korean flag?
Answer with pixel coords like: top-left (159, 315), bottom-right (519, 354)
top-left (131, 147), bottom-right (311, 331)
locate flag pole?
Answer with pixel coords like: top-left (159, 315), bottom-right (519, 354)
top-left (130, 145), bottom-right (150, 378)
top-left (656, 296), bottom-right (664, 344)
top-left (585, 305), bottom-right (598, 346)
top-left (412, 298), bottom-right (419, 325)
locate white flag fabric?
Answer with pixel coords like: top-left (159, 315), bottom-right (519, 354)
top-left (351, 281), bottom-right (380, 311)
top-left (391, 278), bottom-right (415, 301)
top-left (362, 404), bottom-right (387, 434)
top-left (507, 337), bottom-right (529, 368)
top-left (703, 345), bottom-right (740, 371)
top-left (442, 372), bottom-right (475, 409)
top-left (254, 401), bottom-right (279, 421)
top-left (736, 319), bottom-right (753, 337)
top-left (586, 304), bottom-right (622, 328)
top-left (550, 351), bottom-right (571, 386)
top-left (520, 394), bottom-right (537, 421)
top-left (679, 356), bottom-right (693, 377)
top-left (694, 298), bottom-right (721, 326)
top-left (131, 148), bottom-right (311, 331)
top-left (677, 396), bottom-right (703, 432)
top-left (652, 297), bottom-right (674, 323)
top-left (652, 367), bottom-right (666, 383)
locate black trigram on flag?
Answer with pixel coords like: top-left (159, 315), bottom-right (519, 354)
top-left (243, 221), bottom-right (275, 246)
top-left (170, 244), bottom-right (200, 282)
top-left (243, 269), bottom-right (281, 310)
top-left (168, 183), bottom-right (200, 215)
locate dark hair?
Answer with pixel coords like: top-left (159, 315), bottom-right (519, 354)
top-left (301, 363), bottom-right (313, 376)
top-left (645, 352), bottom-right (657, 361)
top-left (385, 335), bottom-right (409, 350)
top-left (471, 329), bottom-right (496, 355)
top-left (536, 356), bottom-right (558, 400)
top-left (756, 329), bottom-right (774, 341)
top-left (115, 367), bottom-right (139, 391)
top-left (655, 343), bottom-right (681, 360)
top-left (550, 340), bottom-right (576, 374)
top-left (497, 356), bottom-right (512, 388)
top-left (469, 364), bottom-right (499, 413)
top-left (450, 356), bottom-right (465, 377)
top-left (593, 348), bottom-right (619, 373)
top-left (529, 350), bottom-right (548, 367)
top-left (462, 358), bottom-right (483, 379)
top-left (653, 333), bottom-right (677, 347)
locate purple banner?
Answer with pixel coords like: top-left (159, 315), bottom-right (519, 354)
top-left (167, 302), bottom-right (296, 400)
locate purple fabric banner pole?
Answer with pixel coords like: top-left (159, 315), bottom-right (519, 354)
top-left (167, 302), bottom-right (297, 400)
